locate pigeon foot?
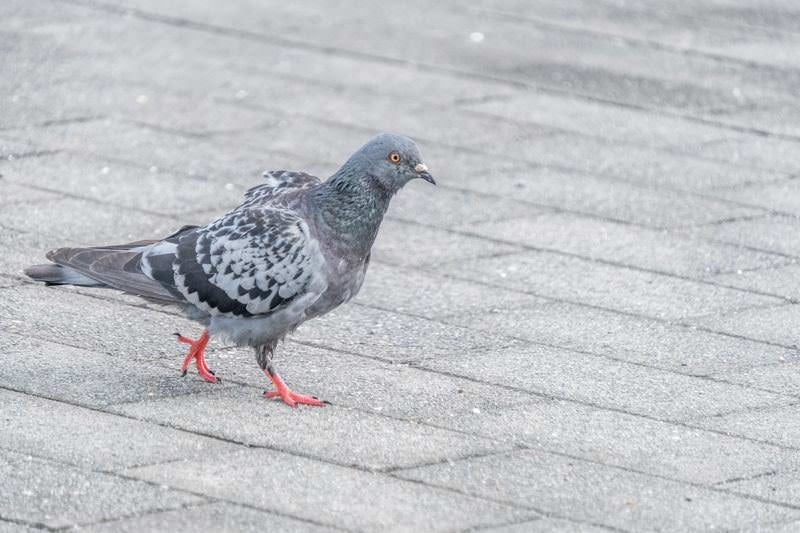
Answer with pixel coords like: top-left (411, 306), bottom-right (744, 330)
top-left (263, 371), bottom-right (326, 407)
top-left (176, 330), bottom-right (219, 383)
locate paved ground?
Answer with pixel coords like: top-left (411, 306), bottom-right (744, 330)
top-left (2, 0), bottom-right (800, 531)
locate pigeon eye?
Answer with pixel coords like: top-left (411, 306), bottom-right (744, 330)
top-left (388, 152), bottom-right (401, 164)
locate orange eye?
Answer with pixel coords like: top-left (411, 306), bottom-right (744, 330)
top-left (388, 152), bottom-right (401, 164)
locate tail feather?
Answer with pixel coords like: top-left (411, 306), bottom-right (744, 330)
top-left (25, 241), bottom-right (181, 304)
top-left (24, 263), bottom-right (105, 287)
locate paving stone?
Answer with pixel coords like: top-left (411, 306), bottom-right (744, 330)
top-left (452, 251), bottom-right (780, 320)
top-left (0, 285), bottom-right (200, 362)
top-left (450, 162), bottom-right (765, 229)
top-left (480, 517), bottom-right (614, 532)
top-left (691, 404), bottom-right (800, 449)
top-left (45, 9), bottom-right (514, 108)
top-left (713, 362), bottom-right (800, 397)
top-left (711, 103), bottom-right (800, 139)
top-left (0, 136), bottom-right (42, 157)
top-left (389, 185), bottom-right (543, 229)
top-left (110, 384), bottom-right (511, 471)
top-left (690, 216), bottom-right (800, 258)
top-left (372, 218), bottom-right (521, 267)
top-left (711, 180), bottom-right (800, 219)
top-left (354, 262), bottom-right (548, 320)
top-left (117, 0), bottom-right (774, 113)
top-left (3, 118), bottom-right (315, 182)
top-left (752, 518), bottom-right (800, 533)
top-left (233, 93), bottom-right (558, 155)
top-left (464, 91), bottom-right (736, 149)
top-left (419, 342), bottom-right (790, 421)
top-left (7, 73), bottom-right (268, 136)
top-left (398, 449), bottom-right (800, 532)
top-left (127, 448), bottom-right (537, 531)
top-left (0, 225), bottom-right (69, 276)
top-left (0, 180), bottom-right (62, 207)
top-left (0, 520), bottom-right (36, 533)
top-left (460, 212), bottom-right (787, 277)
top-left (189, 341), bottom-right (534, 424)
top-left (434, 399), bottom-right (800, 485)
top-left (0, 448), bottom-right (203, 530)
top-left (292, 302), bottom-right (509, 363)
top-left (81, 501), bottom-right (339, 533)
top-left (217, 42), bottom-right (516, 107)
top-left (1, 333), bottom-right (215, 407)
top-left (691, 137), bottom-right (800, 175)
top-left (724, 472), bottom-right (800, 509)
top-left (0, 151), bottom-right (253, 216)
top-left (514, 133), bottom-right (791, 190)
top-left (709, 263), bottom-right (800, 301)
top-left (2, 196), bottom-right (178, 244)
top-left (445, 301), bottom-right (795, 376)
top-left (0, 389), bottom-right (241, 470)
top-left (480, 0), bottom-right (800, 71)
top-left (690, 303), bottom-right (800, 347)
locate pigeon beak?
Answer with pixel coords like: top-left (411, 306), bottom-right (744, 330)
top-left (415, 163), bottom-right (436, 185)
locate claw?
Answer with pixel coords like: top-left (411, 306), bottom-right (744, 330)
top-left (263, 370), bottom-right (326, 407)
top-left (176, 330), bottom-right (218, 383)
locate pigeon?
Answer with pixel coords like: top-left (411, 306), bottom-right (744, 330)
top-left (24, 133), bottom-right (435, 407)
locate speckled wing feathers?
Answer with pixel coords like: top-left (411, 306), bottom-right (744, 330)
top-left (168, 208), bottom-right (324, 318)
top-left (137, 170), bottom-right (329, 319)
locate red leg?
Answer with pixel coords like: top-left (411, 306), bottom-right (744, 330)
top-left (175, 330), bottom-right (218, 383)
top-left (263, 370), bottom-right (326, 407)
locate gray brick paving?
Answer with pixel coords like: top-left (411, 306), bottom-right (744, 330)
top-left (459, 212), bottom-right (788, 278)
top-left (432, 400), bottom-right (800, 485)
top-left (80, 502), bottom-right (341, 533)
top-left (419, 343), bottom-right (790, 421)
top-left (127, 449), bottom-right (537, 531)
top-left (1, 334), bottom-right (216, 407)
top-left (0, 152), bottom-right (251, 216)
top-left (4, 0), bottom-right (800, 530)
top-left (1, 389), bottom-right (241, 470)
top-left (714, 362), bottom-right (800, 397)
top-left (690, 304), bottom-right (800, 347)
top-left (451, 163), bottom-right (767, 229)
top-left (291, 303), bottom-right (510, 363)
top-left (709, 263), bottom-right (800, 303)
top-left (444, 301), bottom-right (795, 376)
top-left (397, 449), bottom-right (800, 532)
top-left (453, 251), bottom-right (780, 320)
top-left (482, 517), bottom-right (615, 533)
top-left (691, 404), bottom-right (800, 450)
top-left (183, 342), bottom-right (535, 424)
top-left (691, 215), bottom-right (800, 258)
top-left (354, 262), bottom-right (549, 320)
top-left (0, 448), bottom-right (203, 530)
top-left (110, 384), bottom-right (512, 472)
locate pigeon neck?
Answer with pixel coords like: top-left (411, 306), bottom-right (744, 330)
top-left (311, 170), bottom-right (393, 257)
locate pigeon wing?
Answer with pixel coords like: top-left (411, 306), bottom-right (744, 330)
top-left (168, 207), bottom-right (327, 318)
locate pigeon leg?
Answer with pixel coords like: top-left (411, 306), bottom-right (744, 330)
top-left (175, 330), bottom-right (218, 383)
top-left (263, 366), bottom-right (326, 407)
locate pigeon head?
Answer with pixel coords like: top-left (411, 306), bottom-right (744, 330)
top-left (337, 133), bottom-right (435, 193)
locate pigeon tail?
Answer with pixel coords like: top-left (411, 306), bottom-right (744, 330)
top-left (24, 243), bottom-right (182, 304)
top-left (24, 263), bottom-right (105, 287)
